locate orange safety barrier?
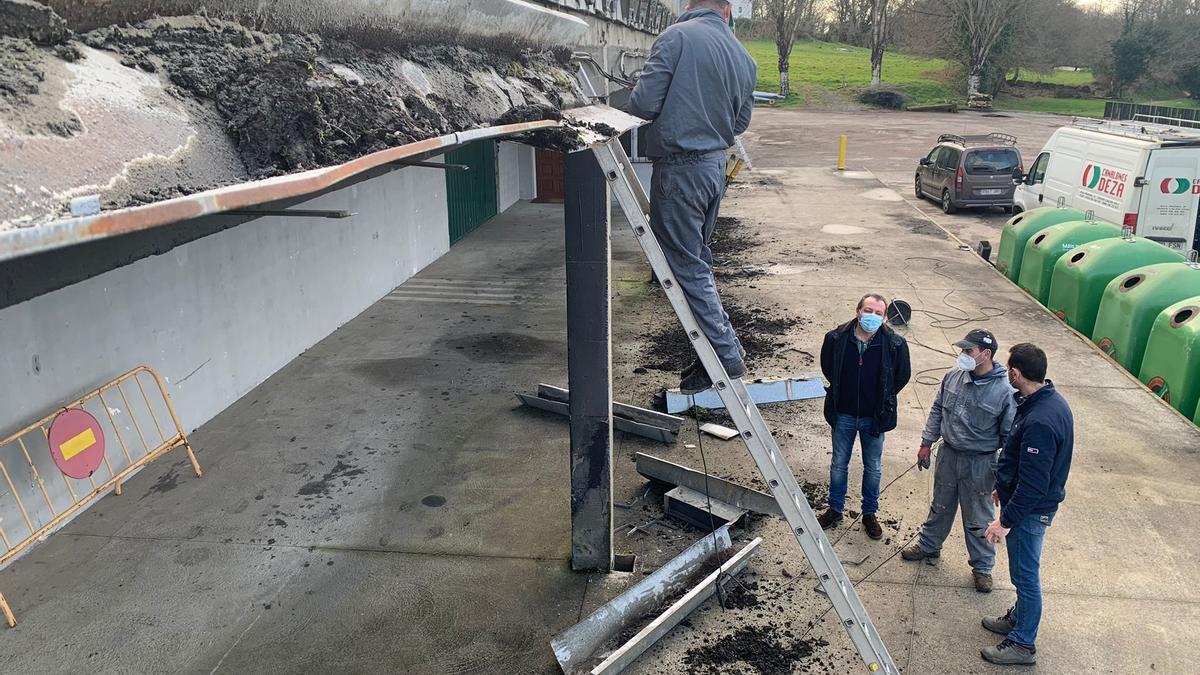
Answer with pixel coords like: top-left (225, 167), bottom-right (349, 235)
top-left (0, 366), bottom-right (202, 627)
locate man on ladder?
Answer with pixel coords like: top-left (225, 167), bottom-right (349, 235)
top-left (627, 0), bottom-right (757, 393)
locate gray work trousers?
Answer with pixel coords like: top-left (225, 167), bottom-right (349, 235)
top-left (648, 152), bottom-right (745, 373)
top-left (917, 443), bottom-right (997, 573)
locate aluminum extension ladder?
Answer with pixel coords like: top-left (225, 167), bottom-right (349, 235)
top-left (592, 138), bottom-right (897, 674)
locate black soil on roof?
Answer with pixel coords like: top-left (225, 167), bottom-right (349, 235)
top-left (75, 16), bottom-right (582, 177)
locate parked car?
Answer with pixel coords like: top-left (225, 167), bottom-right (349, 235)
top-left (915, 133), bottom-right (1022, 214)
top-left (1013, 117), bottom-right (1200, 253)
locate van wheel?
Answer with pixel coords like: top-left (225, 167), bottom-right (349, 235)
top-left (915, 175), bottom-right (924, 199)
top-left (942, 189), bottom-right (957, 214)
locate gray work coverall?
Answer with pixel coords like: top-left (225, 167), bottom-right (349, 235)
top-left (628, 7), bottom-right (757, 373)
top-left (917, 363), bottom-right (1016, 573)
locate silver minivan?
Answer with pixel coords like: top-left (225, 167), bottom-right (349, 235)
top-left (915, 133), bottom-right (1022, 214)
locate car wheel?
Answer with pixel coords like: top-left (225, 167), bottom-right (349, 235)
top-left (942, 189), bottom-right (957, 214)
top-left (915, 175), bottom-right (923, 199)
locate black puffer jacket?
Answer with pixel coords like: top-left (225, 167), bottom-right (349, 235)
top-left (819, 320), bottom-right (912, 435)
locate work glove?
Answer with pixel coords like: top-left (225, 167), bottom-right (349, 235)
top-left (917, 445), bottom-right (931, 471)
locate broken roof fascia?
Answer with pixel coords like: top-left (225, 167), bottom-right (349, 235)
top-left (0, 120), bottom-right (557, 264)
top-left (0, 104), bottom-right (647, 264)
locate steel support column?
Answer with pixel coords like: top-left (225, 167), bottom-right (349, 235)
top-left (564, 149), bottom-right (613, 572)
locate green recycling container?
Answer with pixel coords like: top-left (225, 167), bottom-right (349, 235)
top-left (1138, 297), bottom-right (1200, 419)
top-left (1195, 399), bottom-right (1200, 428)
top-left (1047, 236), bottom-right (1184, 337)
top-left (1016, 220), bottom-right (1121, 304)
top-left (996, 206), bottom-right (1088, 282)
top-left (1092, 262), bottom-right (1200, 372)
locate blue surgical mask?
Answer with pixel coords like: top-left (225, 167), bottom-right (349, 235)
top-left (956, 352), bottom-right (977, 370)
top-left (858, 313), bottom-right (883, 333)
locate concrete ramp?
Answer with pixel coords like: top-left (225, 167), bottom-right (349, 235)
top-left (44, 0), bottom-right (589, 50)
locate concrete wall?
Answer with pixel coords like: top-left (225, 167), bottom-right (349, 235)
top-left (0, 163), bottom-right (452, 552)
top-left (498, 142), bottom-right (537, 212)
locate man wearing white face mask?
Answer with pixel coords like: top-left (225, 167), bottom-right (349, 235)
top-left (817, 294), bottom-right (911, 539)
top-left (901, 329), bottom-right (1016, 593)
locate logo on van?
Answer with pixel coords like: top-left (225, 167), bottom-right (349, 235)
top-left (1081, 164), bottom-right (1127, 197)
top-left (1159, 178), bottom-right (1200, 194)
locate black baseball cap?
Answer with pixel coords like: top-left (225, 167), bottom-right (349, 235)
top-left (955, 329), bottom-right (997, 354)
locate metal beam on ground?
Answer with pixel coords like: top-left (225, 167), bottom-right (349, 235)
top-left (564, 149), bottom-right (613, 572)
top-left (636, 452), bottom-right (783, 518)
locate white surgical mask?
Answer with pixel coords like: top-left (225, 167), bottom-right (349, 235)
top-left (956, 352), bottom-right (978, 371)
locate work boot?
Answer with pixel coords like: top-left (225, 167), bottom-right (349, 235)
top-left (973, 571), bottom-right (994, 593)
top-left (901, 543), bottom-right (940, 563)
top-left (679, 366), bottom-right (713, 395)
top-left (981, 638), bottom-right (1036, 665)
top-left (679, 359), bottom-right (746, 395)
top-left (862, 513), bottom-right (883, 540)
top-left (817, 508), bottom-right (843, 530)
top-left (982, 606), bottom-right (1016, 636)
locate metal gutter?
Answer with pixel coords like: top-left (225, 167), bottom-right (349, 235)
top-left (0, 120), bottom-right (559, 264)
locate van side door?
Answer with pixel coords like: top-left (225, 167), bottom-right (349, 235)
top-left (1027, 152), bottom-right (1050, 204)
top-left (935, 146), bottom-right (960, 196)
top-left (918, 147), bottom-right (939, 193)
top-left (1139, 149), bottom-right (1200, 252)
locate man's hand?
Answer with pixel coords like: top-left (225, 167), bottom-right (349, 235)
top-left (917, 446), bottom-right (931, 470)
top-left (991, 489), bottom-right (1000, 507)
top-left (984, 518), bottom-right (1010, 545)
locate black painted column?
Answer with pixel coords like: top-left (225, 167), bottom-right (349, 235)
top-left (564, 149), bottom-right (613, 572)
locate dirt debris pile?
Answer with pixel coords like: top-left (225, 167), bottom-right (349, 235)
top-left (1, 5), bottom-right (585, 227)
top-left (76, 16), bottom-right (582, 178)
top-left (684, 625), bottom-right (826, 675)
top-left (642, 301), bottom-right (804, 373)
top-left (0, 0), bottom-right (67, 45)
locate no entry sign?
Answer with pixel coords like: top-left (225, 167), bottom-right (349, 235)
top-left (47, 409), bottom-right (106, 479)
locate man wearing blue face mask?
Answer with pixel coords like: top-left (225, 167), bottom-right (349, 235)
top-left (901, 329), bottom-right (1015, 594)
top-left (817, 294), bottom-right (911, 539)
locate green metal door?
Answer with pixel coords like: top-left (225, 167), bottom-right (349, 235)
top-left (445, 141), bottom-right (498, 245)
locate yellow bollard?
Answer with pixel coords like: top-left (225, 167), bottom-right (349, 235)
top-left (837, 134), bottom-right (847, 171)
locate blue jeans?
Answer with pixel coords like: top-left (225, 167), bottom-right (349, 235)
top-left (828, 414), bottom-right (885, 514)
top-left (1007, 513), bottom-right (1052, 647)
top-left (649, 154), bottom-right (745, 374)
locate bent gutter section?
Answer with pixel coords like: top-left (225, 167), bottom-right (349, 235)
top-left (0, 120), bottom-right (559, 264)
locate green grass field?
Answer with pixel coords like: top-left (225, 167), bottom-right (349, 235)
top-left (1014, 68), bottom-right (1096, 86)
top-left (742, 39), bottom-right (956, 107)
top-left (742, 38), bottom-right (1197, 116)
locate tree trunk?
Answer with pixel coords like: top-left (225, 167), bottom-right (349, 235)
top-left (869, 0), bottom-right (887, 87)
top-left (967, 68), bottom-right (983, 98)
top-left (780, 66), bottom-right (790, 97)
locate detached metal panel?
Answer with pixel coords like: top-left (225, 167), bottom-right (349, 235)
top-left (446, 141), bottom-right (498, 245)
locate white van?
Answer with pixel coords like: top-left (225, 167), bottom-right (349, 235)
top-left (1013, 118), bottom-right (1200, 253)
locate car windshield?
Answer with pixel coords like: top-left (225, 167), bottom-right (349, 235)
top-left (964, 149), bottom-right (1019, 175)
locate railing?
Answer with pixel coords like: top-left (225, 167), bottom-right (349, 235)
top-left (1105, 101), bottom-right (1200, 127)
top-left (0, 366), bottom-right (202, 627)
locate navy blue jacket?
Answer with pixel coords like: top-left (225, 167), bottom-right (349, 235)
top-left (836, 328), bottom-right (883, 418)
top-left (995, 382), bottom-right (1074, 528)
top-left (820, 320), bottom-right (911, 435)
top-left (628, 8), bottom-right (757, 159)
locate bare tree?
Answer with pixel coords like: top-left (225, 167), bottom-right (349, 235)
top-left (947, 0), bottom-right (1034, 97)
top-left (762, 0), bottom-right (818, 97)
top-left (832, 0), bottom-right (874, 44)
top-left (869, 0), bottom-right (889, 86)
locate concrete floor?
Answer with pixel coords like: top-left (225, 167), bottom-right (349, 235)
top-left (4, 108), bottom-right (1200, 673)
